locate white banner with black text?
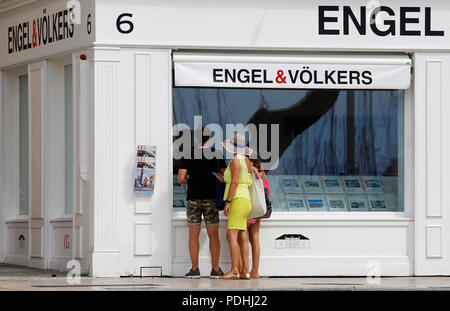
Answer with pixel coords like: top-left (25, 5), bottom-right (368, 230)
top-left (174, 54), bottom-right (411, 89)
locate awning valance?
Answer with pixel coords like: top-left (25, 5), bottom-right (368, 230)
top-left (173, 53), bottom-right (411, 89)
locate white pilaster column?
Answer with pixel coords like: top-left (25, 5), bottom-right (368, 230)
top-left (28, 61), bottom-right (47, 269)
top-left (72, 51), bottom-right (91, 275)
top-left (0, 70), bottom-right (4, 263)
top-left (90, 47), bottom-right (121, 276)
top-left (414, 52), bottom-right (450, 275)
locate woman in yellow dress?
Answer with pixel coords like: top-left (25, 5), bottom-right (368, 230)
top-left (220, 133), bottom-right (253, 279)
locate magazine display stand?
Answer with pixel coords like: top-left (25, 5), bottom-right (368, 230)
top-left (134, 145), bottom-right (156, 195)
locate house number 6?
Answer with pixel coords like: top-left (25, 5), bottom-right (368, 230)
top-left (116, 13), bottom-right (134, 34)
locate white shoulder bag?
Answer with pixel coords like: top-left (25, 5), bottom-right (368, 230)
top-left (248, 167), bottom-right (267, 219)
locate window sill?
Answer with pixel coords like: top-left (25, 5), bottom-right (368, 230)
top-left (5, 218), bottom-right (29, 224)
top-left (49, 217), bottom-right (73, 223)
top-left (171, 210), bottom-right (413, 222)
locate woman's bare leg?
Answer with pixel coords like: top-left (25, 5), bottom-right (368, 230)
top-left (221, 229), bottom-right (240, 278)
top-left (237, 231), bottom-right (244, 274)
top-left (248, 219), bottom-right (261, 278)
top-left (238, 230), bottom-right (249, 277)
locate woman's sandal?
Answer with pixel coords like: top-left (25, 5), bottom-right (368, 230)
top-left (220, 272), bottom-right (240, 279)
top-left (239, 273), bottom-right (251, 280)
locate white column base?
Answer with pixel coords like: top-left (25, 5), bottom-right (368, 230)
top-left (91, 251), bottom-right (120, 277)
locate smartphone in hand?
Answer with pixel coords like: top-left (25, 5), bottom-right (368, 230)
top-left (212, 172), bottom-right (225, 183)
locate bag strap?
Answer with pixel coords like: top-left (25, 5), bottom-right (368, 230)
top-left (251, 167), bottom-right (262, 180)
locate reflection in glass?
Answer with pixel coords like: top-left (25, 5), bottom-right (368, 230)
top-left (173, 88), bottom-right (404, 212)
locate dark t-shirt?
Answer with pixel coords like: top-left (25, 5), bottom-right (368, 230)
top-left (179, 148), bottom-right (226, 200)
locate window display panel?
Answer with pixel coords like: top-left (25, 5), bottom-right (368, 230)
top-left (173, 88), bottom-right (404, 212)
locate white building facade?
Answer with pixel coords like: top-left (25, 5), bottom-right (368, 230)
top-left (0, 0), bottom-right (449, 277)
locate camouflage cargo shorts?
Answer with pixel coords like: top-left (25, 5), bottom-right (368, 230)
top-left (186, 199), bottom-right (219, 226)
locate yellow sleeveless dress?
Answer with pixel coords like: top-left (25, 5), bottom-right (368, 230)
top-left (223, 155), bottom-right (253, 230)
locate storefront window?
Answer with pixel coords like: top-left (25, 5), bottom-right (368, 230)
top-left (19, 74), bottom-right (29, 216)
top-left (173, 88), bottom-right (404, 212)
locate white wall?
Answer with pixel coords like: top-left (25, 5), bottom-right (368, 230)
top-left (0, 58), bottom-right (79, 271)
top-left (87, 47), bottom-right (172, 277)
top-left (172, 216), bottom-right (413, 277)
top-left (28, 61), bottom-right (46, 269)
top-left (46, 57), bottom-right (75, 271)
top-left (72, 51), bottom-right (92, 275)
top-left (0, 70), bottom-right (3, 262)
top-left (7, 47), bottom-right (450, 276)
top-left (414, 52), bottom-right (450, 275)
top-left (1, 69), bottom-right (21, 221)
top-left (0, 0), bottom-right (95, 68)
top-left (1, 66), bottom-right (29, 266)
top-left (82, 46), bottom-right (416, 277)
top-left (95, 0), bottom-right (450, 51)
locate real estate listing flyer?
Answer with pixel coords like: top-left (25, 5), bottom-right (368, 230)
top-left (327, 195), bottom-right (348, 211)
top-left (301, 176), bottom-right (323, 194)
top-left (285, 195), bottom-right (307, 210)
top-left (282, 177), bottom-right (302, 193)
top-left (306, 195), bottom-right (327, 211)
top-left (348, 196), bottom-right (369, 211)
top-left (322, 176), bottom-right (344, 194)
top-left (363, 177), bottom-right (384, 194)
top-left (343, 177), bottom-right (364, 194)
top-left (368, 196), bottom-right (389, 210)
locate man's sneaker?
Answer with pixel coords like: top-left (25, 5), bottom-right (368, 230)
top-left (210, 267), bottom-right (224, 279)
top-left (185, 268), bottom-right (201, 279)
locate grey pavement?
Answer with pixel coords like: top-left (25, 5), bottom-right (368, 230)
top-left (0, 264), bottom-right (449, 291)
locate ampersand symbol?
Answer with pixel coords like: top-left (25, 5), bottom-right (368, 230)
top-left (275, 70), bottom-right (287, 84)
top-left (32, 20), bottom-right (37, 48)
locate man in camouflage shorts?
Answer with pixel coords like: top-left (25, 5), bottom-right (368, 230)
top-left (177, 127), bottom-right (226, 279)
top-left (186, 199), bottom-right (219, 226)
